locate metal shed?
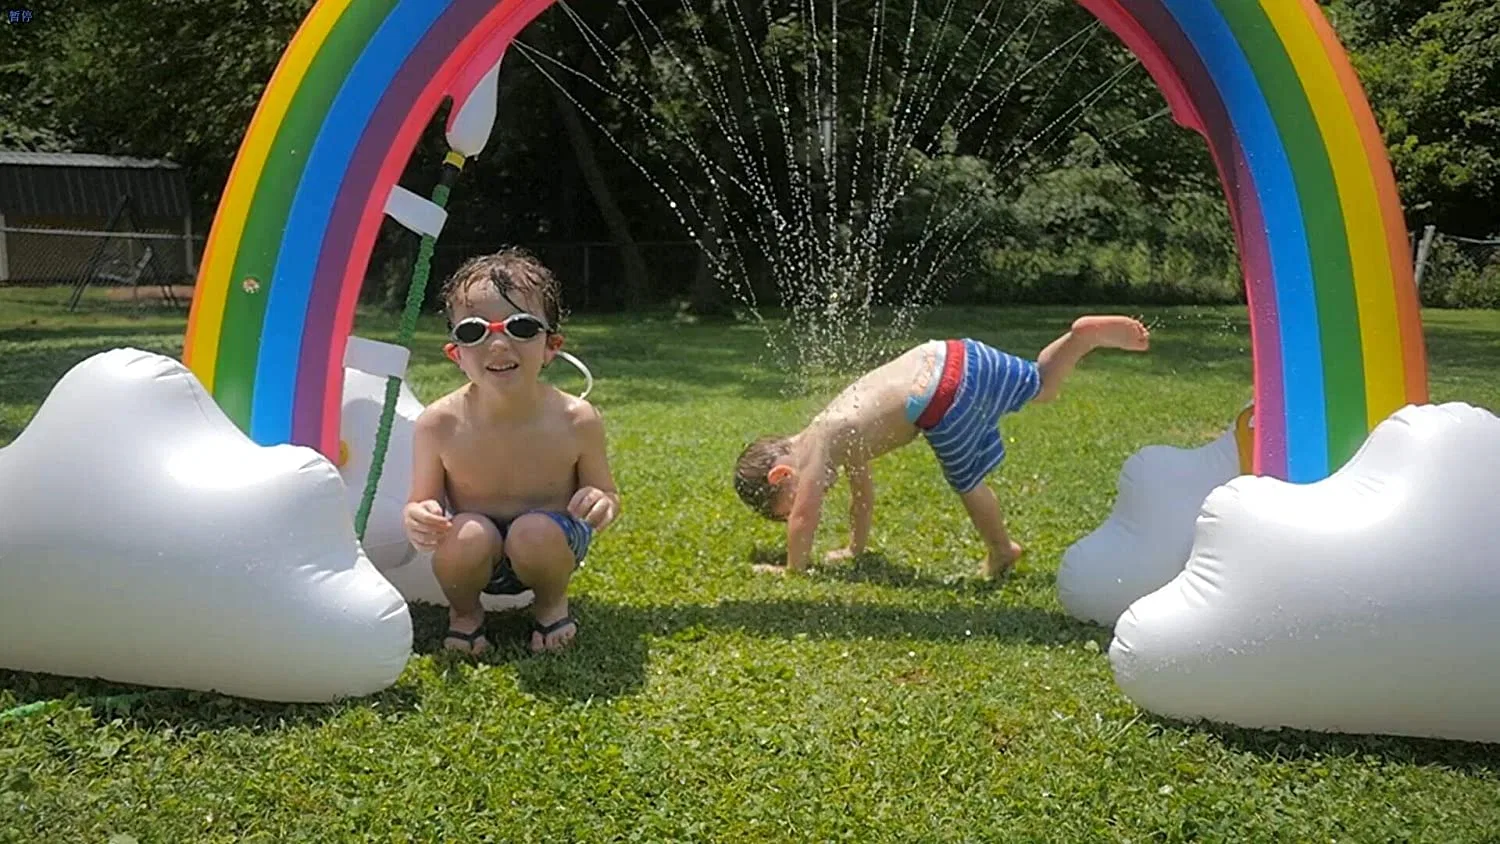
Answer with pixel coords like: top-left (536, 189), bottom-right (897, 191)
top-left (0, 151), bottom-right (196, 284)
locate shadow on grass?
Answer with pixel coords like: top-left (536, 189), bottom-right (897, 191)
top-left (747, 546), bottom-right (1029, 596)
top-left (1421, 324), bottom-right (1500, 386)
top-left (0, 668), bottom-right (421, 734)
top-left (1147, 715), bottom-right (1500, 775)
top-left (405, 585), bottom-right (1100, 705)
top-left (806, 549), bottom-right (978, 590)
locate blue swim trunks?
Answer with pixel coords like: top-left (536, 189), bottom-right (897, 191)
top-left (905, 339), bottom-right (1042, 494)
top-left (478, 510), bottom-right (593, 595)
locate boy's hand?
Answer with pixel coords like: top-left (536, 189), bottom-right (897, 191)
top-left (404, 500), bottom-right (452, 552)
top-left (569, 486), bottom-right (618, 532)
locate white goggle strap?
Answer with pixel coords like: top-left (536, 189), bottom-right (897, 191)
top-left (555, 350), bottom-right (594, 400)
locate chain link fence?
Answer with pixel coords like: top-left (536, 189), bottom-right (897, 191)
top-left (0, 223), bottom-right (203, 308)
top-left (360, 235), bottom-right (711, 312)
top-left (0, 221), bottom-right (712, 311)
top-left (3, 221), bottom-right (1498, 310)
top-left (428, 240), bottom-right (708, 311)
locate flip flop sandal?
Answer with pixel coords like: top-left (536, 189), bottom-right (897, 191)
top-left (530, 615), bottom-right (578, 652)
top-left (442, 626), bottom-right (489, 653)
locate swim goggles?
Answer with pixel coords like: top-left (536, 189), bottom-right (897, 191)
top-left (445, 313), bottom-right (594, 400)
top-left (448, 313), bottom-right (551, 345)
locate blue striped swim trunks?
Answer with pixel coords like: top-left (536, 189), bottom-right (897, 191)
top-left (478, 510), bottom-right (593, 596)
top-left (907, 339), bottom-right (1042, 493)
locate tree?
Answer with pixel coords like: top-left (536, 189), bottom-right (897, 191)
top-left (1331, 0), bottom-right (1500, 235)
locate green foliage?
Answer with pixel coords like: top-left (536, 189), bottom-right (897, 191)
top-left (1, 1), bottom-right (1497, 309)
top-left (881, 147), bottom-right (1012, 305)
top-left (1333, 0), bottom-right (1500, 233)
top-left (1012, 152), bottom-right (1150, 243)
top-left (925, 145), bottom-right (1240, 306)
top-left (1418, 236), bottom-right (1500, 308)
top-left (4, 287), bottom-right (1500, 839)
top-left (0, 2), bottom-right (61, 150)
top-left (6, 0), bottom-right (313, 215)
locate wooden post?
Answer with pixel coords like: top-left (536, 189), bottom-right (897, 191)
top-left (1413, 224), bottom-right (1438, 289)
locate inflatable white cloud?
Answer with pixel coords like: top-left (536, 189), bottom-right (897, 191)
top-left (1057, 410), bottom-right (1247, 627)
top-left (1110, 402), bottom-right (1500, 744)
top-left (0, 349), bottom-right (412, 703)
top-left (339, 338), bottom-right (532, 612)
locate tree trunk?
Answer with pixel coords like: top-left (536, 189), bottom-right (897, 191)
top-left (549, 84), bottom-right (649, 309)
top-left (689, 188), bottom-right (733, 317)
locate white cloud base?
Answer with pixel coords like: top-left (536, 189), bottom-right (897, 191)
top-left (0, 349), bottom-right (412, 703)
top-left (1110, 402), bottom-right (1500, 744)
top-left (1058, 419), bottom-right (1244, 627)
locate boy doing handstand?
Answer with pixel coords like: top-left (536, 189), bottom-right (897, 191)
top-left (733, 316), bottom-right (1149, 575)
top-left (404, 249), bottom-right (620, 655)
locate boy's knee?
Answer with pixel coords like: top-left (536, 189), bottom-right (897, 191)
top-left (434, 513), bottom-right (502, 572)
top-left (506, 513), bottom-right (574, 573)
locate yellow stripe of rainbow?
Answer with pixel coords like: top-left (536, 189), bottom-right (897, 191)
top-left (1260, 0), bottom-right (1404, 431)
top-left (182, 0), bottom-right (354, 393)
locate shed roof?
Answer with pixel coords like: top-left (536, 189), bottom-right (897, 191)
top-left (0, 151), bottom-right (183, 169)
top-left (0, 151), bottom-right (191, 220)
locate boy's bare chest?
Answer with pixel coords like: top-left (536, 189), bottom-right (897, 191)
top-left (442, 425), bottom-right (579, 506)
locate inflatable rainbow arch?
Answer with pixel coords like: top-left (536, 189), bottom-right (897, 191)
top-left (183, 0), bottom-right (1427, 485)
top-left (182, 0), bottom-right (555, 463)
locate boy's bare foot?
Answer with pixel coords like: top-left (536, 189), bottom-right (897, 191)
top-left (530, 600), bottom-right (578, 654)
top-left (443, 611), bottom-right (490, 656)
top-left (1071, 315), bottom-right (1151, 351)
top-left (981, 540), bottom-right (1025, 579)
top-left (823, 547), bottom-right (857, 563)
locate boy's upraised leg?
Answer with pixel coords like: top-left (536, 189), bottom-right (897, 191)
top-left (432, 513), bottom-right (505, 655)
top-left (1033, 315), bottom-right (1150, 403)
top-left (505, 513), bottom-right (582, 653)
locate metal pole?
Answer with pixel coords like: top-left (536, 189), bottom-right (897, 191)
top-left (183, 206), bottom-right (195, 282)
top-left (1413, 224), bottom-right (1438, 289)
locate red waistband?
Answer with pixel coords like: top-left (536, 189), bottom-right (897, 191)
top-left (915, 339), bottom-right (965, 429)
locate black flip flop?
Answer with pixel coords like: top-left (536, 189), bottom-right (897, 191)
top-left (442, 626), bottom-right (489, 653)
top-left (530, 615), bottom-right (578, 652)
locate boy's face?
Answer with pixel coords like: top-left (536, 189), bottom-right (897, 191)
top-left (447, 282), bottom-right (562, 391)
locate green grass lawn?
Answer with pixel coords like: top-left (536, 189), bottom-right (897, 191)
top-left (3, 285), bottom-right (1500, 842)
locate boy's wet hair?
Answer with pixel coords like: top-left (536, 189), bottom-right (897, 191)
top-left (734, 435), bottom-right (793, 520)
top-left (441, 247), bottom-right (564, 329)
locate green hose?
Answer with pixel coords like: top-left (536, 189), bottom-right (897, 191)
top-left (354, 153), bottom-right (466, 542)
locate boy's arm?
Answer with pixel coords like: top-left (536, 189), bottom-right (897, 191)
top-left (404, 411), bottom-right (453, 550)
top-left (784, 461), bottom-right (834, 572)
top-left (847, 463), bottom-right (874, 554)
top-left (408, 412), bottom-right (448, 506)
top-left (570, 405), bottom-right (621, 531)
